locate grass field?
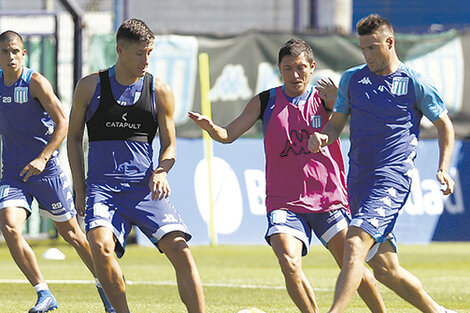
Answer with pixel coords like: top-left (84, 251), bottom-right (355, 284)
top-left (0, 240), bottom-right (469, 313)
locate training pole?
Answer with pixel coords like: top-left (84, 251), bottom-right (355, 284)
top-left (198, 52), bottom-right (217, 246)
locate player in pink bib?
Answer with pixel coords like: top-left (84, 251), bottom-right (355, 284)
top-left (189, 38), bottom-right (386, 313)
top-left (263, 84), bottom-right (348, 215)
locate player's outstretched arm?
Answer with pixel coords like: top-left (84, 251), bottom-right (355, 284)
top-left (433, 113), bottom-right (455, 195)
top-left (188, 94), bottom-right (261, 144)
top-left (20, 73), bottom-right (68, 181)
top-left (308, 112), bottom-right (348, 153)
top-left (67, 74), bottom-right (98, 215)
top-left (151, 78), bottom-right (176, 200)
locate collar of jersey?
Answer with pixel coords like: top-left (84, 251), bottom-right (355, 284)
top-left (282, 85), bottom-right (313, 106)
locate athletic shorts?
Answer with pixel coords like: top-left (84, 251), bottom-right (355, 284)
top-left (348, 179), bottom-right (409, 260)
top-left (265, 208), bottom-right (350, 256)
top-left (85, 182), bottom-right (191, 258)
top-left (0, 169), bottom-right (76, 222)
top-left (348, 179), bottom-right (410, 241)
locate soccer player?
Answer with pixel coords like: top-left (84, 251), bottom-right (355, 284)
top-left (67, 19), bottom-right (205, 313)
top-left (0, 31), bottom-right (115, 313)
top-left (189, 38), bottom-right (386, 313)
top-left (308, 14), bottom-right (457, 313)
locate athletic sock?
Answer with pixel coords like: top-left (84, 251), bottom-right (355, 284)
top-left (95, 278), bottom-right (102, 288)
top-left (33, 283), bottom-right (49, 293)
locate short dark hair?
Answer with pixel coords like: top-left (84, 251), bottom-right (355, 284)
top-left (116, 19), bottom-right (154, 44)
top-left (0, 30), bottom-right (24, 45)
top-left (356, 14), bottom-right (394, 36)
top-left (278, 38), bottom-right (314, 64)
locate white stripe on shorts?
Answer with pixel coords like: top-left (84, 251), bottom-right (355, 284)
top-left (39, 209), bottom-right (75, 222)
top-left (321, 217), bottom-right (348, 244)
top-left (0, 199), bottom-right (30, 210)
top-left (266, 225), bottom-right (310, 254)
top-left (153, 224), bottom-right (190, 241)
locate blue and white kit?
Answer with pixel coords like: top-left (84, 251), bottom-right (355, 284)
top-left (0, 66), bottom-right (76, 221)
top-left (335, 62), bottom-right (447, 247)
top-left (84, 66), bottom-right (191, 257)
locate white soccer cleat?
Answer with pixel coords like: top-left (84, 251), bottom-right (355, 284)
top-left (439, 306), bottom-right (457, 313)
top-left (29, 290), bottom-right (58, 313)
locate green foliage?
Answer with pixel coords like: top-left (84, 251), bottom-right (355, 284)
top-left (0, 241), bottom-right (468, 312)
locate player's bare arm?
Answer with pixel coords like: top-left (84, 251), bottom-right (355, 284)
top-left (67, 73), bottom-right (98, 215)
top-left (433, 113), bottom-right (455, 195)
top-left (308, 112), bottom-right (348, 153)
top-left (150, 78), bottom-right (176, 200)
top-left (20, 72), bottom-right (67, 182)
top-left (188, 94), bottom-right (261, 143)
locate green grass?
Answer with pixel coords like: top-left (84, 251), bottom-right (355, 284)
top-left (0, 241), bottom-right (469, 312)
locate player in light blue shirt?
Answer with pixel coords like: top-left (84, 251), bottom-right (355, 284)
top-left (0, 30), bottom-right (114, 312)
top-left (308, 14), bottom-right (456, 313)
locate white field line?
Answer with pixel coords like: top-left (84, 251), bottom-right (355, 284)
top-left (0, 279), bottom-right (330, 291)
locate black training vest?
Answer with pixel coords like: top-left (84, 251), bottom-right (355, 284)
top-left (86, 69), bottom-right (158, 144)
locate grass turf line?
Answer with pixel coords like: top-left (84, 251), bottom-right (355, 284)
top-left (0, 241), bottom-right (468, 312)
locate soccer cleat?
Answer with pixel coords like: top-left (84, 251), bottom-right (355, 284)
top-left (96, 285), bottom-right (116, 313)
top-left (29, 290), bottom-right (58, 313)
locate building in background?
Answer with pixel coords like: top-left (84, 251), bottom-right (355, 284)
top-left (353, 0), bottom-right (470, 33)
top-left (2, 0), bottom-right (470, 35)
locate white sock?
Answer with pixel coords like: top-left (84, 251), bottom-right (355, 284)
top-left (33, 282), bottom-right (49, 293)
top-left (95, 278), bottom-right (102, 288)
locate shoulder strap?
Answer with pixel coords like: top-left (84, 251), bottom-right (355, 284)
top-left (258, 89), bottom-right (271, 120)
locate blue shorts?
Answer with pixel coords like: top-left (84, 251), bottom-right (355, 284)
top-left (0, 167), bottom-right (76, 222)
top-left (85, 182), bottom-right (191, 258)
top-left (265, 209), bottom-right (350, 256)
top-left (348, 178), bottom-right (409, 258)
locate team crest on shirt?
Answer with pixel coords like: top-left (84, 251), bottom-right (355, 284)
top-left (311, 115), bottom-right (321, 128)
top-left (390, 77), bottom-right (409, 96)
top-left (14, 87), bottom-right (28, 104)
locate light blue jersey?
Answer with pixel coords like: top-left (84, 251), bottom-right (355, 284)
top-left (0, 66), bottom-right (75, 221)
top-left (335, 62), bottom-right (447, 185)
top-left (334, 62), bottom-right (448, 244)
top-left (0, 66), bottom-right (58, 177)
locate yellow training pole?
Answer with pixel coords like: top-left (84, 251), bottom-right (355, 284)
top-left (198, 52), bottom-right (217, 246)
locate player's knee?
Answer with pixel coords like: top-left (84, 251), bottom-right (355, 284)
top-left (89, 238), bottom-right (114, 259)
top-left (277, 253), bottom-right (302, 277)
top-left (0, 220), bottom-right (22, 239)
top-left (58, 227), bottom-right (85, 247)
top-left (344, 234), bottom-right (364, 252)
top-left (160, 232), bottom-right (190, 256)
top-left (372, 263), bottom-right (398, 284)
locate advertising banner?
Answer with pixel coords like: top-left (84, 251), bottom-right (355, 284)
top-left (136, 138), bottom-right (469, 246)
top-left (87, 31), bottom-right (470, 245)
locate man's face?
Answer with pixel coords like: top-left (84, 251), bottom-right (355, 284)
top-left (117, 40), bottom-right (154, 77)
top-left (278, 52), bottom-right (315, 97)
top-left (359, 31), bottom-right (393, 75)
top-left (0, 38), bottom-right (26, 74)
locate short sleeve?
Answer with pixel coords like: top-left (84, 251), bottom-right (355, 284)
top-left (334, 70), bottom-right (354, 114)
top-left (412, 72), bottom-right (448, 122)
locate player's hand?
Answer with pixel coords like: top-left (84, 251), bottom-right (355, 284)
top-left (437, 169), bottom-right (455, 195)
top-left (149, 169), bottom-right (171, 200)
top-left (308, 132), bottom-right (329, 153)
top-left (74, 193), bottom-right (86, 216)
top-left (315, 77), bottom-right (337, 110)
top-left (20, 157), bottom-right (47, 182)
top-left (188, 111), bottom-right (215, 131)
